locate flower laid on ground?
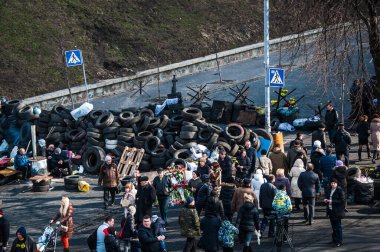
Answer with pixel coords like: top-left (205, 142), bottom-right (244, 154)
top-left (166, 164), bottom-right (191, 207)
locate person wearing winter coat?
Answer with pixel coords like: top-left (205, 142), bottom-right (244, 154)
top-left (219, 177), bottom-right (236, 221)
top-left (188, 171), bottom-right (202, 200)
top-left (50, 148), bottom-right (71, 177)
top-left (287, 140), bottom-right (307, 168)
top-left (178, 196), bottom-right (201, 252)
top-left (218, 219), bottom-right (239, 252)
top-left (120, 182), bottom-right (136, 217)
top-left (320, 146), bottom-right (337, 193)
top-left (331, 161), bottom-right (348, 195)
top-left (312, 123), bottom-right (327, 149)
top-left (297, 163), bottom-right (320, 225)
top-left (137, 216), bottom-right (165, 252)
top-left (153, 168), bottom-right (172, 226)
top-left (245, 140), bottom-right (257, 176)
top-left (10, 227), bottom-right (37, 252)
top-left (324, 178), bottom-right (346, 247)
top-left (197, 158), bottom-right (210, 176)
top-left (274, 169), bottom-right (291, 197)
top-left (50, 196), bottom-right (74, 252)
top-left (151, 215), bottom-right (167, 252)
top-left (231, 178), bottom-right (258, 216)
top-left (205, 191), bottom-right (225, 220)
top-left (325, 102), bottom-right (339, 143)
top-left (269, 144), bottom-right (289, 176)
top-left (356, 115), bottom-right (371, 161)
top-left (259, 175), bottom-right (277, 238)
top-left (195, 174), bottom-right (213, 216)
top-left (236, 150), bottom-right (251, 170)
top-left (97, 216), bottom-right (115, 252)
top-left (218, 150), bottom-right (233, 182)
top-left (98, 155), bottom-right (120, 209)
top-left (236, 194), bottom-right (260, 252)
top-left (210, 162), bottom-right (222, 196)
top-left (0, 209), bottom-right (9, 251)
top-left (199, 213), bottom-right (221, 252)
top-left (272, 185), bottom-right (292, 240)
top-left (104, 227), bottom-right (121, 252)
top-left (13, 148), bottom-right (31, 180)
top-left (120, 206), bottom-right (140, 252)
top-left (370, 114), bottom-right (380, 163)
top-left (135, 177), bottom-right (157, 225)
top-left (332, 123), bottom-right (352, 167)
top-left (257, 149), bottom-right (272, 175)
top-left (289, 159), bottom-right (306, 210)
top-left (310, 140), bottom-right (325, 180)
top-left (251, 169), bottom-right (266, 209)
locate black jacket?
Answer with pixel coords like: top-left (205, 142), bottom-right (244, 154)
top-left (195, 183), bottom-right (212, 209)
top-left (121, 214), bottom-right (137, 239)
top-left (297, 170), bottom-right (320, 197)
top-left (105, 233), bottom-right (121, 252)
top-left (356, 121), bottom-right (370, 141)
top-left (205, 197), bottom-right (225, 220)
top-left (135, 185), bottom-right (157, 223)
top-left (325, 109), bottom-right (338, 130)
top-left (259, 182), bottom-right (277, 209)
top-left (325, 186), bottom-right (346, 218)
top-left (311, 129), bottom-right (327, 149)
top-left (236, 202), bottom-right (260, 232)
top-left (246, 147), bottom-right (257, 173)
top-left (200, 215), bottom-right (221, 251)
top-left (331, 166), bottom-right (348, 191)
top-left (10, 236), bottom-right (36, 252)
top-left (236, 155), bottom-right (251, 168)
top-left (218, 156), bottom-right (233, 182)
top-left (332, 129), bottom-right (352, 152)
top-left (51, 152), bottom-right (69, 166)
top-left (219, 183), bottom-right (236, 217)
top-left (152, 175), bottom-right (172, 197)
top-left (137, 226), bottom-right (161, 252)
top-left (197, 164), bottom-right (210, 176)
top-left (0, 217), bottom-right (9, 248)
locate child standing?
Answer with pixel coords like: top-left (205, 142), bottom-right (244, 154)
top-left (218, 219), bottom-right (239, 252)
top-left (151, 215), bottom-right (167, 252)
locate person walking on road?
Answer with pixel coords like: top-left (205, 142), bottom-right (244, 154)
top-left (332, 123), bottom-right (352, 167)
top-left (49, 196), bottom-right (74, 252)
top-left (10, 227), bottom-right (36, 252)
top-left (98, 155), bottom-right (119, 209)
top-left (245, 140), bottom-right (257, 177)
top-left (324, 178), bottom-right (346, 247)
top-left (370, 114), bottom-right (380, 163)
top-left (137, 216), bottom-right (165, 252)
top-left (220, 177), bottom-right (236, 222)
top-left (297, 163), bottom-right (320, 225)
top-left (287, 140), bottom-right (307, 168)
top-left (325, 102), bottom-right (339, 144)
top-left (96, 216), bottom-right (115, 252)
top-left (135, 176), bottom-right (157, 225)
top-left (218, 150), bottom-right (233, 182)
top-left (259, 174), bottom-right (277, 238)
top-left (231, 178), bottom-right (258, 216)
top-left (195, 174), bottom-right (212, 216)
top-left (289, 159), bottom-right (306, 211)
top-left (153, 168), bottom-right (172, 226)
top-left (319, 146), bottom-right (337, 194)
top-left (269, 144), bottom-right (289, 176)
top-left (356, 115), bottom-right (371, 161)
top-left (0, 209), bottom-right (10, 252)
top-left (178, 196), bottom-right (201, 252)
top-left (312, 123), bottom-right (327, 149)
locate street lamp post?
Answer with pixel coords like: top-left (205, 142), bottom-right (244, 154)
top-left (264, 0), bottom-right (271, 132)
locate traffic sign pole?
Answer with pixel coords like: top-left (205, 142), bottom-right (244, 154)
top-left (264, 0), bottom-right (271, 133)
top-left (82, 59), bottom-right (89, 102)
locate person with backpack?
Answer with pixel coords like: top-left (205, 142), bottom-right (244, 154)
top-left (151, 215), bottom-right (167, 252)
top-left (104, 227), bottom-right (121, 252)
top-left (95, 216), bottom-right (115, 252)
top-left (218, 219), bottom-right (239, 252)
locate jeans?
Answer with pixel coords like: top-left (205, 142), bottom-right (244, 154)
top-left (327, 128), bottom-right (336, 145)
top-left (104, 187), bottom-right (117, 207)
top-left (158, 196), bottom-right (170, 224)
top-left (242, 231), bottom-right (254, 246)
top-left (302, 196), bottom-right (315, 224)
top-left (329, 214), bottom-right (342, 244)
top-left (336, 149), bottom-right (350, 167)
top-left (183, 237), bottom-right (196, 252)
top-left (261, 208), bottom-right (275, 237)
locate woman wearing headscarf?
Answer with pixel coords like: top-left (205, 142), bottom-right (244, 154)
top-left (289, 159), bottom-right (306, 210)
top-left (251, 169), bottom-right (266, 209)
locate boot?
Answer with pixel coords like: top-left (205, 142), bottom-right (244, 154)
top-left (373, 151), bottom-right (377, 163)
top-left (358, 150), bottom-right (362, 161)
top-left (368, 149), bottom-right (372, 159)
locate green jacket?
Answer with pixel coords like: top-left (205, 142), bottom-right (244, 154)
top-left (178, 204), bottom-right (200, 238)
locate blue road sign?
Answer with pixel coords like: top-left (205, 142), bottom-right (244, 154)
top-left (269, 68), bottom-right (285, 87)
top-left (65, 50), bottom-right (83, 67)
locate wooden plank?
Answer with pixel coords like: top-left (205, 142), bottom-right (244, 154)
top-left (117, 147), bottom-right (144, 177)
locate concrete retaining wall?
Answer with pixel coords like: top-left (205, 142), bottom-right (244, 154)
top-left (24, 27), bottom-right (326, 109)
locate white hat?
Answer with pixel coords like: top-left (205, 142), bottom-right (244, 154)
top-left (313, 140), bottom-right (321, 148)
top-left (104, 156), bottom-right (112, 162)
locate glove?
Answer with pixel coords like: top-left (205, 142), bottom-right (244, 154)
top-left (254, 230), bottom-right (261, 245)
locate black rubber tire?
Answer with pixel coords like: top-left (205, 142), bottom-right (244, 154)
top-left (241, 128), bottom-right (250, 144)
top-left (117, 135), bottom-right (134, 142)
top-left (136, 131), bottom-right (153, 141)
top-left (180, 131), bottom-right (197, 140)
top-left (87, 127), bottom-right (101, 133)
top-left (168, 145), bottom-right (178, 155)
top-left (182, 107), bottom-right (202, 121)
top-left (119, 111), bottom-right (134, 122)
top-left (163, 128), bottom-right (178, 136)
top-left (139, 160), bottom-right (151, 172)
top-left (133, 138), bottom-right (145, 148)
top-left (173, 141), bottom-right (184, 149)
top-left (20, 122), bottom-right (32, 143)
top-left (103, 133), bottom-right (118, 140)
top-left (87, 131), bottom-right (102, 139)
top-left (174, 149), bottom-right (193, 161)
top-left (207, 124), bottom-right (223, 134)
top-left (18, 105), bottom-right (34, 119)
top-left (225, 123), bottom-right (244, 141)
top-left (183, 141), bottom-right (197, 149)
top-left (213, 141), bottom-right (231, 152)
top-left (50, 113), bottom-right (64, 123)
top-left (125, 115), bottom-right (141, 126)
top-left (182, 121), bottom-right (195, 126)
top-left (138, 116), bottom-right (150, 132)
top-left (158, 115), bottom-right (169, 128)
top-left (147, 117), bottom-right (161, 130)
top-left (3, 99), bottom-right (24, 116)
top-left (181, 125), bottom-right (198, 132)
top-left (88, 110), bottom-right (104, 122)
top-left (151, 156), bottom-right (167, 166)
top-left (145, 136), bottom-right (161, 154)
top-left (32, 179), bottom-right (51, 187)
top-left (87, 137), bottom-right (105, 147)
top-left (138, 108), bottom-right (154, 118)
top-left (151, 147), bottom-right (167, 158)
top-left (103, 127), bottom-right (119, 134)
top-left (119, 127), bottom-right (134, 134)
top-left (165, 135), bottom-right (175, 146)
top-left (64, 175), bottom-right (82, 185)
top-left (82, 146), bottom-right (106, 174)
top-left (198, 128), bottom-right (213, 142)
top-left (72, 130), bottom-right (87, 142)
top-left (64, 184), bottom-right (78, 191)
top-left (194, 119), bottom-right (208, 128)
top-left (167, 158), bottom-right (188, 170)
top-left (230, 143), bottom-right (240, 156)
top-left (170, 115), bottom-right (184, 127)
top-left (270, 117), bottom-right (281, 131)
top-left (33, 184), bottom-right (50, 192)
top-left (95, 112), bottom-right (114, 129)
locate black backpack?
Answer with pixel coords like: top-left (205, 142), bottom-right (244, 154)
top-left (87, 228), bottom-right (97, 250)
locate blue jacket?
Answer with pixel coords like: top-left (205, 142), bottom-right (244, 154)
top-left (14, 154), bottom-right (30, 169)
top-left (320, 154), bottom-right (336, 179)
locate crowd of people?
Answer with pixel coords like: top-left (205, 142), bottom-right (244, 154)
top-left (2, 101), bottom-right (379, 251)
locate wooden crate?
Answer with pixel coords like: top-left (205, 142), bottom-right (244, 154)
top-left (117, 147), bottom-right (145, 177)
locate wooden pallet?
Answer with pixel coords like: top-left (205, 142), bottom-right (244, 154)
top-left (117, 147), bottom-right (145, 177)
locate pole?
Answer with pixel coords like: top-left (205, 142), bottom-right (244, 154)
top-left (81, 52), bottom-right (89, 102)
top-left (264, 0), bottom-right (271, 132)
top-left (61, 48), bottom-right (75, 109)
top-left (31, 125), bottom-right (37, 159)
top-left (341, 68), bottom-right (345, 124)
top-left (216, 52), bottom-right (222, 83)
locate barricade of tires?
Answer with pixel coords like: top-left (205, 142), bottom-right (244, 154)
top-left (1, 100), bottom-right (263, 175)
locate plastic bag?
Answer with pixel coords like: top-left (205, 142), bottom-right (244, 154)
top-left (9, 146), bottom-right (18, 159)
top-left (278, 123), bottom-right (295, 132)
top-left (70, 102), bottom-right (93, 121)
top-left (0, 139), bottom-right (8, 152)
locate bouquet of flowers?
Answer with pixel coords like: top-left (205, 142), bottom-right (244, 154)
top-left (166, 164), bottom-right (191, 207)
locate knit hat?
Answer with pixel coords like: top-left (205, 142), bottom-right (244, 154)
top-left (16, 227), bottom-right (27, 238)
top-left (38, 139), bottom-right (46, 147)
top-left (104, 155), bottom-right (112, 162)
top-left (186, 196), bottom-right (194, 205)
top-left (336, 160), bottom-right (344, 166)
top-left (54, 148), bottom-right (61, 154)
top-left (313, 140), bottom-right (322, 148)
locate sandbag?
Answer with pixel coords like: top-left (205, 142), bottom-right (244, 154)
top-left (78, 180), bottom-right (90, 192)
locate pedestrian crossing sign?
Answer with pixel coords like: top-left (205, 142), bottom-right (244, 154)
top-left (269, 68), bottom-right (285, 87)
top-left (65, 50), bottom-right (83, 67)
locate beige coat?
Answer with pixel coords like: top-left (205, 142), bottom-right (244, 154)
top-left (370, 118), bottom-right (380, 151)
top-left (231, 186), bottom-right (258, 214)
top-left (289, 159), bottom-right (306, 198)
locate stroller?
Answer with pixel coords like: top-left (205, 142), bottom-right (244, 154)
top-left (36, 224), bottom-right (59, 252)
